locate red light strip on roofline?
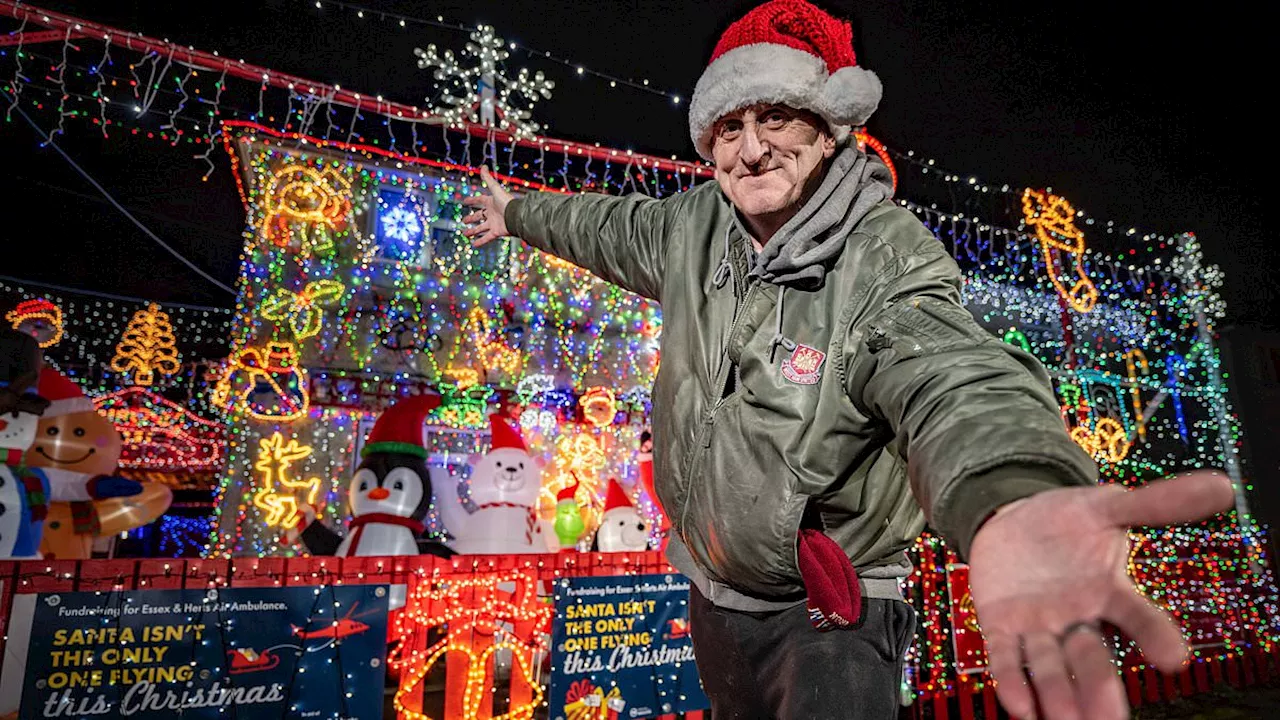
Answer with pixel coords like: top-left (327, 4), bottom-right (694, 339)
top-left (220, 119), bottom-right (572, 204)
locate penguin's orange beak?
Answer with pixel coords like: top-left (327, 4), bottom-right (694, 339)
top-left (367, 487), bottom-right (390, 501)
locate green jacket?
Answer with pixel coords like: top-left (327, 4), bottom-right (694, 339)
top-left (506, 179), bottom-right (1096, 604)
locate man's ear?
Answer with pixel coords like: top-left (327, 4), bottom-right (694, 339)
top-left (822, 131), bottom-right (838, 158)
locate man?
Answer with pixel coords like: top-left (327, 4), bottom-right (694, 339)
top-left (463, 1), bottom-right (1233, 718)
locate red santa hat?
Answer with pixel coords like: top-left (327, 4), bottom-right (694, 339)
top-left (37, 366), bottom-right (94, 416)
top-left (602, 478), bottom-right (634, 514)
top-left (557, 478), bottom-right (580, 503)
top-left (361, 394), bottom-right (440, 458)
top-left (489, 413), bottom-right (528, 453)
top-left (688, 0), bottom-right (881, 159)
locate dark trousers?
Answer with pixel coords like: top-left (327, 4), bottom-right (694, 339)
top-left (689, 585), bottom-right (916, 719)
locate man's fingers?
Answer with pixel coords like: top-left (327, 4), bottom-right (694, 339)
top-left (479, 166), bottom-right (500, 193)
top-left (987, 632), bottom-right (1036, 719)
top-left (1104, 471), bottom-right (1234, 528)
top-left (461, 195), bottom-right (484, 207)
top-left (1025, 632), bottom-right (1080, 720)
top-left (1063, 628), bottom-right (1128, 720)
top-left (1107, 589), bottom-right (1187, 672)
top-left (461, 210), bottom-right (485, 225)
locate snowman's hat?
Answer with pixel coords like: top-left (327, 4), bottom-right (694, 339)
top-left (361, 394), bottom-right (441, 458)
top-left (602, 478), bottom-right (634, 514)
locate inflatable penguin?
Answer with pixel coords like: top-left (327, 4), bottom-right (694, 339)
top-left (299, 394), bottom-right (450, 559)
top-left (1, 329), bottom-right (51, 559)
top-left (594, 478), bottom-right (649, 552)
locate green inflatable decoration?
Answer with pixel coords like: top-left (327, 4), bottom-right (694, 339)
top-left (553, 479), bottom-right (585, 548)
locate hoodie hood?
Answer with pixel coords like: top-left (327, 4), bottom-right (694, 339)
top-left (747, 145), bottom-right (894, 290)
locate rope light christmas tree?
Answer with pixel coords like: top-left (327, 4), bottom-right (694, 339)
top-left (109, 302), bottom-right (182, 386)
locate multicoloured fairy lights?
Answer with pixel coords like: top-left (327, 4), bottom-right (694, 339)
top-left (0, 1), bottom-right (1270, 702)
top-left (390, 570), bottom-right (552, 720)
top-left (206, 123), bottom-right (1276, 704)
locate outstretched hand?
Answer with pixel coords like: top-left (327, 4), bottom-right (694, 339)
top-left (969, 470), bottom-right (1234, 720)
top-left (460, 166), bottom-right (514, 247)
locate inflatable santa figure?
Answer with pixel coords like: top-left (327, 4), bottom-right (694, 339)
top-left (1, 329), bottom-right (51, 559)
top-left (22, 367), bottom-right (141, 532)
top-left (594, 478), bottom-right (649, 552)
top-left (299, 395), bottom-right (449, 559)
top-left (438, 414), bottom-right (553, 555)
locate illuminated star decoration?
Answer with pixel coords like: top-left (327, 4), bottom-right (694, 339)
top-left (415, 24), bottom-right (555, 140)
top-left (259, 279), bottom-right (346, 341)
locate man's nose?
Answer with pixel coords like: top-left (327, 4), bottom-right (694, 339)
top-left (739, 126), bottom-right (767, 165)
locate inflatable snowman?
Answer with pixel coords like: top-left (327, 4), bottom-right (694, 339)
top-left (1, 329), bottom-right (51, 560)
top-left (437, 414), bottom-right (554, 555)
top-left (594, 478), bottom-right (649, 552)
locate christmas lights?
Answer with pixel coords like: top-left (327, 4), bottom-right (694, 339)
top-left (94, 387), bottom-right (227, 472)
top-left (6, 297), bottom-right (64, 348)
top-left (1020, 188), bottom-right (1098, 313)
top-left (259, 163), bottom-right (354, 256)
top-left (109, 302), bottom-right (182, 386)
top-left (9, 4), bottom-right (1273, 707)
top-left (579, 387), bottom-right (617, 429)
top-left (415, 24), bottom-right (555, 140)
top-left (390, 569), bottom-right (551, 720)
top-left (211, 341), bottom-right (310, 422)
top-left (252, 431), bottom-right (321, 529)
top-left (258, 279), bottom-right (345, 341)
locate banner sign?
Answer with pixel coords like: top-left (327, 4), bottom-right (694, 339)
top-left (18, 585), bottom-right (389, 719)
top-left (549, 573), bottom-right (708, 720)
top-left (946, 563), bottom-right (989, 675)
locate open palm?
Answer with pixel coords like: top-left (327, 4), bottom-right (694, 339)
top-left (969, 471), bottom-right (1234, 720)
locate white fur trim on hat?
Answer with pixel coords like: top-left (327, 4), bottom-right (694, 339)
top-left (823, 65), bottom-right (881, 128)
top-left (689, 43), bottom-right (882, 159)
top-left (45, 396), bottom-right (94, 416)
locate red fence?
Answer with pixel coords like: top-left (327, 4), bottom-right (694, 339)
top-left (1, 554), bottom-right (1275, 719)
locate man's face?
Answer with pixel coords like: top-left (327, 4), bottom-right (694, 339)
top-left (712, 104), bottom-right (836, 224)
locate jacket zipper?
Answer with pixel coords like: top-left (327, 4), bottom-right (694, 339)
top-left (678, 227), bottom-right (751, 541)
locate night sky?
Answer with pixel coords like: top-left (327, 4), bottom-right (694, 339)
top-left (1, 0), bottom-right (1270, 329)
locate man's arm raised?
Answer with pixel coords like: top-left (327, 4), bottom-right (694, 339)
top-left (462, 167), bottom-right (677, 301)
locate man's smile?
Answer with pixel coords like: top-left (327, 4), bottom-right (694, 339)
top-left (36, 445), bottom-right (95, 465)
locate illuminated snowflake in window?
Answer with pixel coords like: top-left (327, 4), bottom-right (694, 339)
top-left (381, 206), bottom-right (423, 244)
top-left (414, 24), bottom-right (555, 140)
